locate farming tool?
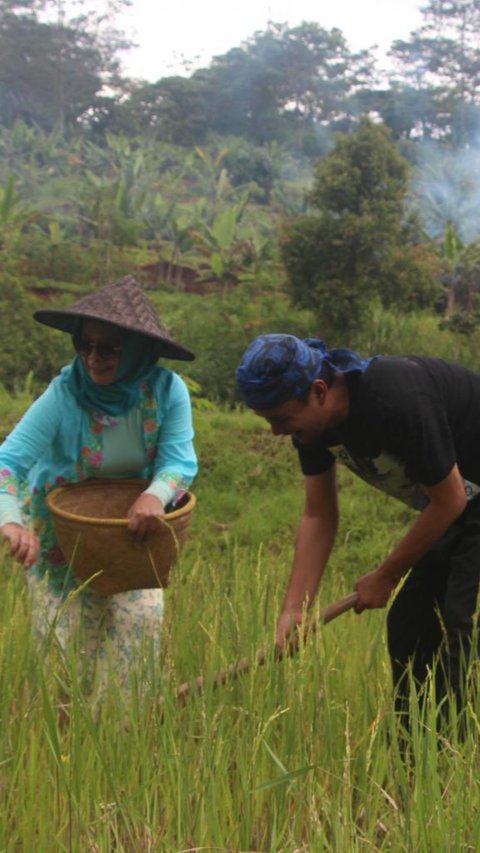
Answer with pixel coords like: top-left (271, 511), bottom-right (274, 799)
top-left (175, 591), bottom-right (359, 706)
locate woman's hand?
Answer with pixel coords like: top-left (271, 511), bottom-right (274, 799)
top-left (127, 493), bottom-right (165, 541)
top-left (1, 523), bottom-right (40, 568)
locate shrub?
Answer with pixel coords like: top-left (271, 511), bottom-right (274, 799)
top-left (0, 273), bottom-right (71, 389)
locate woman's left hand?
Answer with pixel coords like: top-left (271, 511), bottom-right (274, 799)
top-left (127, 493), bottom-right (165, 541)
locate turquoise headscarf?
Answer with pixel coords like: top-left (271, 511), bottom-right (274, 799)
top-left (62, 326), bottom-right (163, 417)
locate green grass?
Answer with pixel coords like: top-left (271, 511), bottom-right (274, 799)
top-left (0, 405), bottom-right (479, 851)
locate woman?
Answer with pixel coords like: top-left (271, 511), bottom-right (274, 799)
top-left (0, 275), bottom-right (197, 698)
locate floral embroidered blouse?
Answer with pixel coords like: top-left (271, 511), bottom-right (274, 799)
top-left (0, 365), bottom-right (197, 595)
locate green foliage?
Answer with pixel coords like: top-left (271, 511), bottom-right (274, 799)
top-left (1, 402), bottom-right (480, 848)
top-left (433, 228), bottom-right (480, 323)
top-left (280, 213), bottom-right (366, 339)
top-left (0, 2), bottom-right (130, 133)
top-left (354, 301), bottom-right (480, 372)
top-left (191, 407), bottom-right (303, 552)
top-left (379, 241), bottom-right (444, 310)
top-left (0, 106), bottom-right (479, 399)
top-left (281, 118), bottom-right (440, 340)
top-left (0, 273), bottom-right (71, 389)
top-left (360, 83), bottom-right (443, 141)
top-left (411, 145), bottom-right (480, 243)
top-left (112, 76), bottom-right (212, 145)
top-left (309, 119), bottom-right (408, 213)
top-left (390, 0), bottom-right (480, 143)
top-left (96, 20), bottom-right (375, 151)
top-left (0, 174), bottom-right (38, 247)
top-left (7, 231), bottom-right (101, 283)
top-left (221, 138), bottom-right (284, 200)
top-left (197, 22), bottom-right (374, 147)
top-left (1, 3), bottom-right (480, 149)
top-left (153, 288), bottom-right (316, 404)
top-left (0, 371), bottom-right (35, 438)
top-left (439, 310), bottom-right (480, 336)
top-left (190, 195), bottom-right (274, 283)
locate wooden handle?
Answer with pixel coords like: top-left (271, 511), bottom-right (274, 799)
top-left (319, 592), bottom-right (359, 625)
top-left (174, 591), bottom-right (358, 705)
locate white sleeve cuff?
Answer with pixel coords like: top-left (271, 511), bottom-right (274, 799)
top-left (143, 481), bottom-right (174, 508)
top-left (0, 493), bottom-right (23, 528)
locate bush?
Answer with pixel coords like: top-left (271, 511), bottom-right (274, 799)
top-left (0, 273), bottom-right (71, 389)
top-left (281, 118), bottom-right (442, 340)
top-left (149, 287), bottom-right (317, 404)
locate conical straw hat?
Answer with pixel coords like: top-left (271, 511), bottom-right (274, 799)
top-left (34, 275), bottom-right (194, 361)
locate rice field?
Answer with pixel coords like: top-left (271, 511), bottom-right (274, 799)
top-left (0, 407), bottom-right (479, 851)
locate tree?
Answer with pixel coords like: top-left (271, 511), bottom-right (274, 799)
top-left (152, 22), bottom-right (375, 148)
top-left (194, 39), bottom-right (287, 144)
top-left (111, 76), bottom-right (212, 145)
top-left (389, 0), bottom-right (480, 143)
top-left (0, 0), bottom-right (131, 132)
top-left (356, 83), bottom-right (447, 141)
top-left (91, 19), bottom-right (376, 150)
top-left (281, 118), bottom-right (439, 340)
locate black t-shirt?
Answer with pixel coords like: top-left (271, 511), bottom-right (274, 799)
top-left (295, 356), bottom-right (480, 510)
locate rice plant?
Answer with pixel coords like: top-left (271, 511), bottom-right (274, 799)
top-left (0, 408), bottom-right (479, 851)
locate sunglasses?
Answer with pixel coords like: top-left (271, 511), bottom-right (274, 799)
top-left (74, 338), bottom-right (122, 361)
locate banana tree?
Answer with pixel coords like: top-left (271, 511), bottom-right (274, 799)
top-left (0, 175), bottom-right (38, 250)
top-left (190, 201), bottom-right (247, 282)
top-left (142, 194), bottom-right (197, 283)
top-left (190, 192), bottom-right (276, 284)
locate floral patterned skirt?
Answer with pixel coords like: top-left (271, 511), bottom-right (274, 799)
top-left (27, 573), bottom-right (164, 699)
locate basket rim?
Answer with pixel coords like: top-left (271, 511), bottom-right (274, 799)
top-left (46, 478), bottom-right (196, 526)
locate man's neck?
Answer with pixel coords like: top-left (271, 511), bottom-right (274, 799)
top-left (329, 373), bottom-right (350, 427)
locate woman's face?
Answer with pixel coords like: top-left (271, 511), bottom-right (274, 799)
top-left (76, 319), bottom-right (123, 385)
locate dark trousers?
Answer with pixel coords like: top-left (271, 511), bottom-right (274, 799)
top-left (387, 497), bottom-right (480, 731)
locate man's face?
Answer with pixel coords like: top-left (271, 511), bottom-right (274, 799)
top-left (255, 382), bottom-right (330, 443)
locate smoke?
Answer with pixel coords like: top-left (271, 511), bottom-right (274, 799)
top-left (409, 142), bottom-right (480, 244)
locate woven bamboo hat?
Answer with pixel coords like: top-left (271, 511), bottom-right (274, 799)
top-left (34, 275), bottom-right (195, 361)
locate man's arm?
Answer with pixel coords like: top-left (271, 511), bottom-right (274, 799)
top-left (276, 464), bottom-right (339, 647)
top-left (354, 463), bottom-right (467, 611)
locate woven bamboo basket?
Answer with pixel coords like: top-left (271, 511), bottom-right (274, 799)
top-left (46, 479), bottom-right (196, 595)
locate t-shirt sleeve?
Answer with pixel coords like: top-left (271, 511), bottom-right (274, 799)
top-left (292, 437), bottom-right (336, 476)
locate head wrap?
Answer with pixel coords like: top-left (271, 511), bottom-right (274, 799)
top-left (62, 326), bottom-right (164, 418)
top-left (236, 334), bottom-right (376, 409)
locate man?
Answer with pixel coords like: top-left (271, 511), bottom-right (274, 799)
top-left (236, 333), bottom-right (480, 728)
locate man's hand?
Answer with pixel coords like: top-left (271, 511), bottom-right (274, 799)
top-left (275, 609), bottom-right (310, 657)
top-left (275, 467), bottom-right (339, 654)
top-left (127, 493), bottom-right (165, 541)
top-left (353, 466), bottom-right (469, 614)
top-left (354, 568), bottom-right (397, 613)
top-left (1, 523), bottom-right (39, 568)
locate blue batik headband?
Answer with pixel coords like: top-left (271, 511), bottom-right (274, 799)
top-left (236, 334), bottom-right (375, 409)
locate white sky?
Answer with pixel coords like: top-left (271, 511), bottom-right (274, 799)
top-left (120, 0), bottom-right (424, 82)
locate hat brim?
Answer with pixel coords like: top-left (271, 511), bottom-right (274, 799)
top-left (33, 308), bottom-right (195, 362)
